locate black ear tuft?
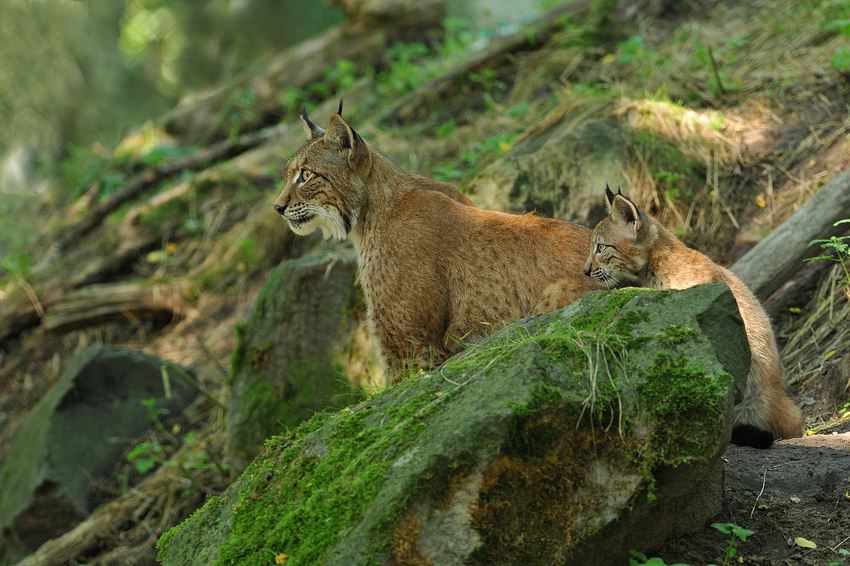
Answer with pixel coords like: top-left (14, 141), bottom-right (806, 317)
top-left (301, 106), bottom-right (326, 139)
top-left (605, 184), bottom-right (616, 204)
top-left (337, 100), bottom-right (344, 116)
top-left (731, 424), bottom-right (774, 449)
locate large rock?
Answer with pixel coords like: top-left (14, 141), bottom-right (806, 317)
top-left (0, 345), bottom-right (196, 562)
top-left (469, 119), bottom-right (626, 227)
top-left (159, 283), bottom-right (749, 566)
top-left (227, 246), bottom-right (378, 470)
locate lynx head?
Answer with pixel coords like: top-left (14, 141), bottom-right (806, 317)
top-left (584, 186), bottom-right (653, 288)
top-left (273, 103), bottom-right (372, 241)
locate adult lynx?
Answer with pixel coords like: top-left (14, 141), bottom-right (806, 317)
top-left (584, 187), bottom-right (803, 448)
top-left (273, 105), bottom-right (599, 381)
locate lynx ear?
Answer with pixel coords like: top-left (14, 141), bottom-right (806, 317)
top-left (325, 114), bottom-right (371, 172)
top-left (301, 106), bottom-right (325, 140)
top-left (609, 193), bottom-right (643, 238)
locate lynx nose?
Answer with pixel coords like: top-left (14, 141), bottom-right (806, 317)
top-left (274, 204), bottom-right (286, 216)
top-left (583, 264), bottom-right (592, 276)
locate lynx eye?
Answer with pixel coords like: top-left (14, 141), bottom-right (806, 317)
top-left (595, 243), bottom-right (605, 254)
top-left (297, 169), bottom-right (313, 184)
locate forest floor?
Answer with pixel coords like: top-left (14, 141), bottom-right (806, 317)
top-left (657, 417), bottom-right (850, 566)
top-left (1, 0), bottom-right (850, 564)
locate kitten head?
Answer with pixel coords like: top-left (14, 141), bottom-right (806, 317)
top-left (584, 186), bottom-right (653, 288)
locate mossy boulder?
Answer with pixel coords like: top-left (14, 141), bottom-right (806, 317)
top-left (0, 345), bottom-right (196, 561)
top-left (469, 119), bottom-right (626, 227)
top-left (160, 282), bottom-right (748, 566)
top-left (227, 245), bottom-right (378, 470)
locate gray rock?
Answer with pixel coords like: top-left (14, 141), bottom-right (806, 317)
top-left (0, 344), bottom-right (196, 560)
top-left (469, 119), bottom-right (626, 227)
top-left (227, 246), bottom-right (373, 471)
top-left (159, 282), bottom-right (748, 566)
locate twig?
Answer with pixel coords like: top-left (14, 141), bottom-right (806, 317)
top-left (750, 468), bottom-right (768, 518)
top-left (705, 43), bottom-right (726, 96)
top-left (163, 360), bottom-right (227, 410)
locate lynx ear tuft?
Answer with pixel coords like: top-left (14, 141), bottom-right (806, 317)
top-left (605, 184), bottom-right (616, 205)
top-left (301, 106), bottom-right (326, 140)
top-left (337, 99), bottom-right (344, 116)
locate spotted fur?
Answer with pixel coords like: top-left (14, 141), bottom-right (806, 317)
top-left (274, 106), bottom-right (600, 381)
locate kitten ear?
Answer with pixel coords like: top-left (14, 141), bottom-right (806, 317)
top-left (325, 114), bottom-right (371, 172)
top-left (610, 193), bottom-right (643, 237)
top-left (301, 106), bottom-right (325, 140)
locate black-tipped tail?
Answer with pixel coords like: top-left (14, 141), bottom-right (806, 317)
top-left (731, 424), bottom-right (774, 449)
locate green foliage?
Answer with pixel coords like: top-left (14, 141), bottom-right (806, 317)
top-left (629, 550), bottom-right (689, 566)
top-left (806, 219), bottom-right (850, 284)
top-left (376, 41), bottom-right (431, 97)
top-left (59, 144), bottom-right (129, 201)
top-left (221, 88), bottom-right (257, 139)
top-left (628, 523), bottom-right (752, 566)
top-left (1, 252), bottom-right (31, 280)
top-left (139, 144), bottom-right (195, 167)
top-left (830, 45), bottom-right (850, 75)
top-left (431, 129), bottom-right (518, 184)
top-left (693, 43), bottom-right (741, 96)
top-left (711, 522), bottom-right (753, 566)
top-left (617, 36), bottom-right (652, 65)
top-left (127, 440), bottom-right (165, 474)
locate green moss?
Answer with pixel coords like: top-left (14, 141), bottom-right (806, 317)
top-left (659, 324), bottom-right (700, 346)
top-left (161, 284), bottom-right (742, 565)
top-left (638, 352), bottom-right (730, 464)
top-left (207, 380), bottom-right (445, 566)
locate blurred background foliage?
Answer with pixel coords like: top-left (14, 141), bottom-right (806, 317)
top-left (0, 0), bottom-right (345, 264)
top-left (0, 0), bottom-right (546, 267)
top-left (0, 0), bottom-right (344, 164)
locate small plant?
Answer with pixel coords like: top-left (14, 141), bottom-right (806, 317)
top-left (126, 398), bottom-right (176, 474)
top-left (694, 43), bottom-right (741, 96)
top-left (628, 550), bottom-right (689, 565)
top-left (628, 523), bottom-right (753, 566)
top-left (127, 439), bottom-right (165, 474)
top-left (807, 219), bottom-right (850, 284)
top-left (830, 45), bottom-right (850, 80)
top-left (711, 522), bottom-right (753, 565)
top-left (617, 35), bottom-right (651, 65)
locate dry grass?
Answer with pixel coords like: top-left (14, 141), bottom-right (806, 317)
top-left (781, 263), bottom-right (850, 385)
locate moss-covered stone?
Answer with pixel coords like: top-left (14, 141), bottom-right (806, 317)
top-left (160, 282), bottom-right (748, 566)
top-left (226, 245), bottom-right (377, 470)
top-left (468, 119), bottom-right (626, 227)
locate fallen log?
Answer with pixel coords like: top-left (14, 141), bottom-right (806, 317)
top-left (0, 290), bottom-right (42, 345)
top-left (42, 282), bottom-right (189, 334)
top-left (730, 168), bottom-right (850, 300)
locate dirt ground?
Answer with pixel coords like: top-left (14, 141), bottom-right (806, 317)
top-left (654, 420), bottom-right (850, 566)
